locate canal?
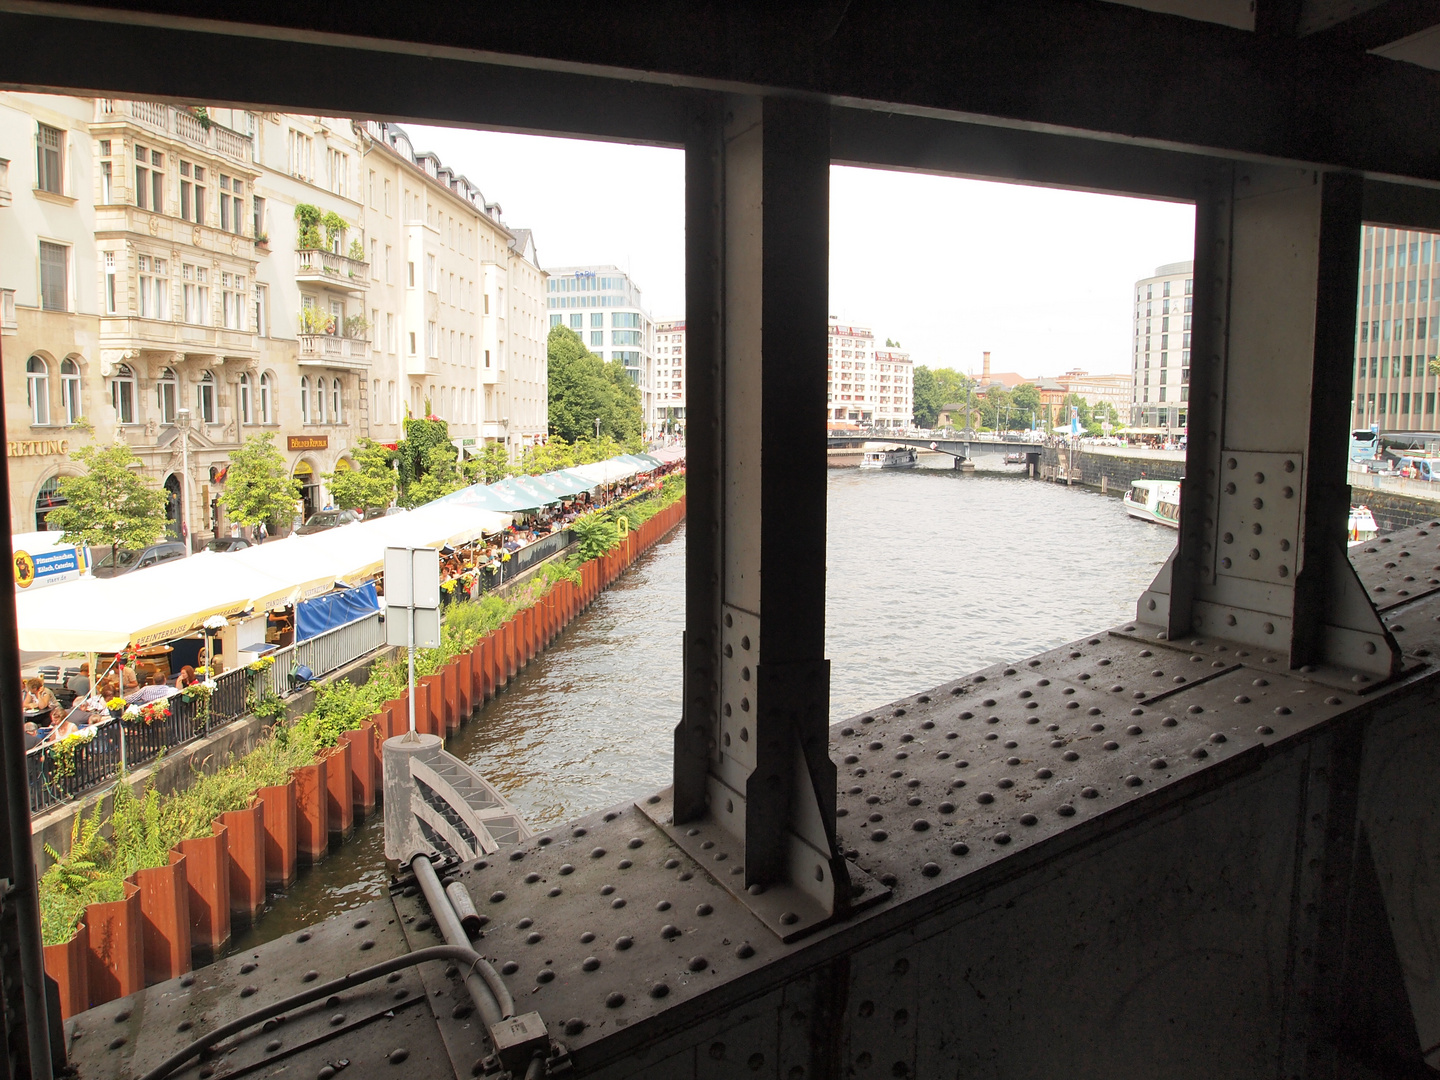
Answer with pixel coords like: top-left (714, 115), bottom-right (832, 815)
top-left (230, 462), bottom-right (1177, 949)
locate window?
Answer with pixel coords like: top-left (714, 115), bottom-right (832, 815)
top-left (221, 272), bottom-right (245, 329)
top-left (327, 148), bottom-right (349, 196)
top-left (61, 358), bottom-right (81, 423)
top-left (137, 255), bottom-right (169, 320)
top-left (368, 169), bottom-right (376, 207)
top-left (425, 254), bottom-right (437, 291)
top-left (99, 148), bottom-right (112, 203)
top-left (384, 179), bottom-right (392, 215)
top-left (39, 241), bottom-right (67, 311)
top-left (408, 261), bottom-right (415, 287)
top-left (386, 313), bottom-right (395, 353)
top-left (409, 331), bottom-right (417, 356)
top-left (591, 312), bottom-right (604, 328)
top-left (612, 330), bottom-right (642, 346)
top-left (550, 314), bottom-right (562, 327)
top-left (37, 123), bottom-right (63, 194)
top-left (313, 375), bottom-right (326, 424)
top-left (26, 357), bottom-right (49, 425)
top-left (111, 363), bottom-right (136, 424)
top-left (371, 239), bottom-right (378, 277)
top-left (385, 245), bottom-right (393, 283)
top-left (254, 283), bottom-right (268, 337)
top-left (485, 349), bottom-right (491, 369)
top-left (104, 251), bottom-right (116, 314)
top-left (288, 129), bottom-right (314, 181)
top-left (135, 148), bottom-right (164, 212)
top-left (156, 367), bottom-right (177, 424)
top-left (183, 264), bottom-right (210, 324)
top-left (238, 371), bottom-right (253, 425)
top-left (196, 370), bottom-right (216, 423)
top-left (332, 378), bottom-right (343, 422)
top-left (253, 194), bottom-right (265, 239)
top-left (427, 321), bottom-right (438, 357)
top-left (591, 331), bottom-right (604, 347)
top-left (569, 314), bottom-right (582, 329)
top-left (300, 376), bottom-right (312, 423)
top-left (484, 292), bottom-right (490, 314)
top-left (612, 311), bottom-right (642, 328)
top-left (388, 380), bottom-right (397, 422)
top-left (219, 175), bottom-right (231, 231)
top-left (258, 372), bottom-right (274, 424)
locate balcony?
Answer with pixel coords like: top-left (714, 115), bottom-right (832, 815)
top-left (100, 316), bottom-right (257, 357)
top-left (406, 355), bottom-right (439, 376)
top-left (295, 248), bottom-right (370, 293)
top-left (298, 334), bottom-right (371, 370)
top-left (94, 100), bottom-right (252, 165)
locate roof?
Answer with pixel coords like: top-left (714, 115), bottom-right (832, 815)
top-left (507, 228), bottom-right (539, 267)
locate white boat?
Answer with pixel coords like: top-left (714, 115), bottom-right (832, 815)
top-left (1123, 479), bottom-right (1381, 546)
top-left (1123, 480), bottom-right (1180, 528)
top-left (1348, 505), bottom-right (1378, 547)
top-left (859, 446), bottom-right (919, 470)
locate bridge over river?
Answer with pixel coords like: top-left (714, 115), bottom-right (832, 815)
top-left (827, 433), bottom-right (1045, 467)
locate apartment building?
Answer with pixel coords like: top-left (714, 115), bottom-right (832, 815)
top-left (1130, 260), bottom-right (1194, 430)
top-left (871, 347), bottom-right (914, 431)
top-left (828, 319), bottom-right (875, 427)
top-left (653, 319), bottom-right (686, 434)
top-left (0, 95), bottom-right (547, 542)
top-left (1352, 226), bottom-right (1440, 434)
top-left (546, 265), bottom-right (655, 432)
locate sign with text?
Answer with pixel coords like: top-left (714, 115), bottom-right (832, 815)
top-left (287, 435), bottom-right (329, 451)
top-left (384, 546), bottom-right (440, 648)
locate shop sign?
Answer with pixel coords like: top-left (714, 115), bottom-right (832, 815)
top-left (8, 438), bottom-right (69, 458)
top-left (287, 435), bottom-right (329, 451)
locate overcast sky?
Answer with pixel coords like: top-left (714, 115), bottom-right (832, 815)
top-left (408, 126), bottom-right (1195, 378)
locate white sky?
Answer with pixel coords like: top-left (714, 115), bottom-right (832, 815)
top-left (408, 125), bottom-right (1195, 378)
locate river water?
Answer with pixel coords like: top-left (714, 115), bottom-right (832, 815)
top-left (229, 460), bottom-right (1176, 949)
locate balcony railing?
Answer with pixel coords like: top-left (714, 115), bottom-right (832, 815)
top-left (298, 333), bottom-right (372, 368)
top-left (295, 248), bottom-right (370, 291)
top-left (94, 100), bottom-right (252, 165)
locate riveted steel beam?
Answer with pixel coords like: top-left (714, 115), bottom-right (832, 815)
top-left (1139, 167), bottom-right (1403, 683)
top-left (658, 96), bottom-right (883, 942)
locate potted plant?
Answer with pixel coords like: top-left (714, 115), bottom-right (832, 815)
top-left (294, 204), bottom-right (322, 250)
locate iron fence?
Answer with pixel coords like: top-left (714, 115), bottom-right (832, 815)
top-left (476, 529), bottom-right (574, 593)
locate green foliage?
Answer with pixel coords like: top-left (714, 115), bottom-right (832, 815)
top-left (516, 437), bottom-right (577, 475)
top-left (913, 366), bottom-right (977, 429)
top-left (546, 325), bottom-right (643, 444)
top-left (321, 211), bottom-right (348, 251)
top-left (325, 438), bottom-right (397, 512)
top-left (402, 444), bottom-right (465, 508)
top-left (294, 203), bottom-right (323, 250)
top-left (298, 306), bottom-right (334, 334)
top-left (347, 238), bottom-right (365, 262)
top-left (218, 432), bottom-right (302, 529)
top-left (1010, 383), bottom-right (1042, 428)
top-left (465, 443), bottom-right (514, 485)
top-left (396, 416), bottom-right (451, 494)
top-left (47, 439), bottom-right (169, 566)
top-left (342, 313), bottom-right (370, 339)
top-left (572, 513), bottom-right (621, 560)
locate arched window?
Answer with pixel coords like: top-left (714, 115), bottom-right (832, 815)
top-left (313, 376), bottom-right (325, 424)
top-left (300, 375), bottom-right (311, 424)
top-left (60, 358), bottom-right (81, 424)
top-left (110, 363), bottom-right (136, 424)
top-left (332, 378), bottom-right (342, 423)
top-left (26, 357), bottom-right (49, 425)
top-left (238, 371), bottom-right (253, 426)
top-left (259, 371), bottom-right (274, 424)
top-left (196, 370), bottom-right (216, 424)
top-left (156, 366), bottom-right (177, 424)
top-left (35, 476), bottom-right (66, 531)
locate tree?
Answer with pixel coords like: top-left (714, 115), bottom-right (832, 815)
top-left (464, 443), bottom-right (513, 486)
top-left (46, 440), bottom-right (169, 565)
top-left (218, 432), bottom-right (302, 530)
top-left (1010, 383), bottom-right (1042, 429)
top-left (913, 366), bottom-right (942, 428)
top-left (516, 437), bottom-right (578, 476)
top-left (395, 415), bottom-right (451, 497)
top-left (325, 438), bottom-right (397, 512)
top-left (403, 444), bottom-right (464, 507)
top-left (546, 325), bottom-right (643, 444)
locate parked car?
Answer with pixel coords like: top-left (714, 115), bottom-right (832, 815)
top-left (363, 506), bottom-right (404, 521)
top-left (92, 540), bottom-right (187, 578)
top-left (295, 509), bottom-right (362, 535)
top-left (206, 536), bottom-right (253, 553)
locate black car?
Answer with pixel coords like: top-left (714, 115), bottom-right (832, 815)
top-left (295, 509), bottom-right (362, 535)
top-left (206, 536), bottom-right (253, 553)
top-left (363, 506), bottom-right (403, 521)
top-left (92, 540), bottom-right (187, 578)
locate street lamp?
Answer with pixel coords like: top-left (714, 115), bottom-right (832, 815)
top-left (594, 416), bottom-right (601, 440)
top-left (176, 407), bottom-right (192, 556)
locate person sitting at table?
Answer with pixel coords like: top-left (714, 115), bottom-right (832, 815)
top-left (23, 678), bottom-right (57, 719)
top-left (98, 673), bottom-right (119, 701)
top-left (42, 713), bottom-right (80, 744)
top-left (175, 665), bottom-right (198, 689)
top-left (118, 663), bottom-right (139, 693)
top-left (66, 663), bottom-right (90, 699)
top-left (22, 721), bottom-right (39, 753)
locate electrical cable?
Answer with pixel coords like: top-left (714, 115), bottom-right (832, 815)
top-left (135, 944), bottom-right (489, 1080)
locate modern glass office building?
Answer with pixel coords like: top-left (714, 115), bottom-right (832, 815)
top-left (546, 265), bottom-right (655, 431)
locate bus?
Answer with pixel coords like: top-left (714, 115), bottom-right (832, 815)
top-left (1350, 428), bottom-right (1379, 463)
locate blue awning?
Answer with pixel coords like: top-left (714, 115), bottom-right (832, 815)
top-left (296, 581), bottom-right (379, 642)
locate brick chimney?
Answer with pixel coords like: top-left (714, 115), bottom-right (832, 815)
top-left (982, 351), bottom-right (991, 383)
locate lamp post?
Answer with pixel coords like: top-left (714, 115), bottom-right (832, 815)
top-left (594, 416), bottom-right (601, 440)
top-left (176, 407), bottom-right (192, 556)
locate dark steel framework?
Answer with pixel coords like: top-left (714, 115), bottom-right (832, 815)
top-left (5, 2), bottom-right (1440, 1077)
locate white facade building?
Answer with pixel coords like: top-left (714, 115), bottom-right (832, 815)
top-left (826, 319), bottom-right (913, 430)
top-left (653, 319), bottom-right (686, 433)
top-left (1130, 259), bottom-right (1194, 430)
top-left (546, 266), bottom-right (655, 432)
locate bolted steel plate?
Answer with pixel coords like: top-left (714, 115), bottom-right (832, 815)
top-left (66, 899), bottom-right (448, 1080)
top-left (1350, 521), bottom-right (1440, 612)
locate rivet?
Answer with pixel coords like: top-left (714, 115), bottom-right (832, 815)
top-left (389, 1048), bottom-right (409, 1065)
top-left (922, 862), bottom-right (940, 877)
top-left (501, 961), bottom-right (519, 975)
top-left (1125, 775), bottom-right (1143, 787)
top-left (1192, 747), bottom-right (1208, 758)
top-left (1058, 804), bottom-right (1076, 816)
top-left (591, 848), bottom-right (607, 859)
top-left (564, 1018), bottom-right (586, 1036)
top-left (267, 1039), bottom-right (282, 1052)
top-left (912, 820), bottom-right (930, 832)
top-left (736, 942), bottom-right (755, 958)
top-left (1104, 741), bottom-right (1119, 751)
top-left (582, 957), bottom-right (600, 972)
top-left (330, 1013), bottom-right (346, 1026)
top-left (241, 986), bottom-right (258, 997)
top-left (871, 830), bottom-right (889, 841)
top-left (1019, 814), bottom-right (1038, 826)
top-left (1035, 768), bottom-right (1052, 779)
top-left (109, 1037), bottom-right (126, 1050)
top-left (303, 970), bottom-right (319, 982)
top-left (1150, 758), bottom-right (1167, 770)
top-left (1063, 751), bottom-right (1079, 761)
top-left (1210, 732), bottom-right (1227, 743)
top-left (651, 982), bottom-right (670, 998)
top-left (490, 892), bottom-right (506, 903)
top-left (606, 992), bottom-right (626, 1009)
top-left (1082, 787), bottom-right (1099, 798)
top-left (1257, 725), bottom-right (1274, 735)
top-left (951, 842), bottom-right (969, 855)
top-left (661, 924), bottom-right (681, 939)
top-left (689, 955), bottom-right (709, 971)
top-left (977, 792), bottom-right (994, 805)
top-left (696, 903), bottom-right (713, 916)
top-left (993, 832), bottom-right (1011, 845)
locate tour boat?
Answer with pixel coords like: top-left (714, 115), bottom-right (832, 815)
top-left (859, 446), bottom-right (919, 470)
top-left (1348, 505), bottom-right (1378, 547)
top-left (1123, 479), bottom-right (1381, 546)
top-left (1123, 479), bottom-right (1181, 528)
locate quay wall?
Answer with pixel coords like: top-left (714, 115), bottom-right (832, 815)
top-left (1039, 444), bottom-right (1440, 533)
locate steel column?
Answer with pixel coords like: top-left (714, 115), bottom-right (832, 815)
top-left (658, 96), bottom-right (870, 941)
top-left (1139, 166), bottom-right (1400, 681)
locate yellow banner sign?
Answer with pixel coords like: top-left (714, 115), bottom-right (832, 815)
top-left (287, 435), bottom-right (329, 451)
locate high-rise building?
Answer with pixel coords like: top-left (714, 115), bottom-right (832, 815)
top-left (826, 319), bottom-right (913, 430)
top-left (546, 265), bottom-right (655, 432)
top-left (653, 320), bottom-right (686, 434)
top-left (1130, 260), bottom-right (1194, 430)
top-left (0, 95), bottom-right (545, 540)
top-left (1353, 226), bottom-right (1440, 434)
